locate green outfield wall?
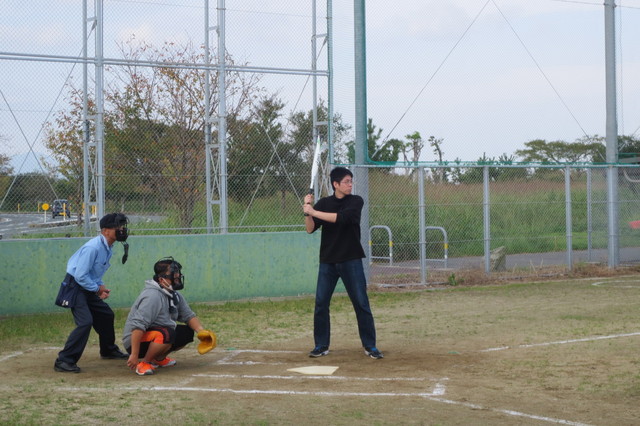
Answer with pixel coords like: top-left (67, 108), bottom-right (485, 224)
top-left (0, 232), bottom-right (320, 316)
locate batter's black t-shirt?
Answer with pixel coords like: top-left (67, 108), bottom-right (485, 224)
top-left (311, 194), bottom-right (366, 263)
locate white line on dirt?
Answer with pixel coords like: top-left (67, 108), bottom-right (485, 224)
top-left (55, 385), bottom-right (588, 425)
top-left (592, 280), bottom-right (640, 288)
top-left (224, 349), bottom-right (302, 353)
top-left (215, 349), bottom-right (301, 365)
top-left (429, 397), bottom-right (591, 426)
top-left (58, 384), bottom-right (443, 398)
top-left (0, 351), bottom-right (23, 362)
top-left (0, 347), bottom-right (60, 362)
top-left (6, 347), bottom-right (589, 425)
top-left (480, 331), bottom-right (640, 352)
top-left (193, 373), bottom-right (433, 382)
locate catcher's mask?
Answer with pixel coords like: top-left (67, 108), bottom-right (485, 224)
top-left (154, 256), bottom-right (185, 291)
top-left (100, 213), bottom-right (129, 241)
top-left (100, 213), bottom-right (130, 263)
top-left (114, 214), bottom-right (129, 242)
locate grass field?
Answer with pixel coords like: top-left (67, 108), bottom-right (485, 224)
top-left (2, 272), bottom-right (640, 425)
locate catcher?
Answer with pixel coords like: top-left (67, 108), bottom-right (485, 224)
top-left (122, 257), bottom-right (216, 376)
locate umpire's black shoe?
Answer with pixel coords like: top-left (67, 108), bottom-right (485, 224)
top-left (54, 359), bottom-right (81, 373)
top-left (100, 348), bottom-right (128, 360)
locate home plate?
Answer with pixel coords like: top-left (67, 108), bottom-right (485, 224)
top-left (287, 366), bottom-right (339, 375)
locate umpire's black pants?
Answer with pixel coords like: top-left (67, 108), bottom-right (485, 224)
top-left (57, 287), bottom-right (119, 364)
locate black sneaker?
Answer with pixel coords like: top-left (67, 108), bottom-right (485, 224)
top-left (364, 347), bottom-right (384, 359)
top-left (308, 346), bottom-right (329, 357)
top-left (100, 348), bottom-right (128, 359)
top-left (54, 359), bottom-right (81, 373)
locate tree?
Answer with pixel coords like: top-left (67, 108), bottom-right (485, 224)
top-left (515, 137), bottom-right (605, 164)
top-left (495, 153), bottom-right (529, 181)
top-left (2, 173), bottom-right (57, 211)
top-left (0, 138), bottom-right (15, 208)
top-left (0, 153), bottom-right (13, 176)
top-left (346, 119), bottom-right (403, 172)
top-left (426, 135), bottom-right (447, 183)
top-left (404, 131), bottom-right (425, 164)
top-left (449, 153), bottom-right (527, 184)
top-left (618, 135), bottom-right (640, 159)
top-left (227, 95), bottom-right (289, 202)
top-left (515, 136), bottom-right (607, 180)
top-left (616, 135), bottom-right (640, 192)
top-left (42, 87), bottom-right (88, 204)
top-left (44, 38), bottom-right (266, 229)
top-left (104, 39), bottom-right (265, 228)
top-left (288, 101), bottom-right (351, 195)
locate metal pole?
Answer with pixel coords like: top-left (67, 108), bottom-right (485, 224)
top-left (312, 0), bottom-right (319, 193)
top-left (483, 166), bottom-right (490, 273)
top-left (82, 0), bottom-right (91, 235)
top-left (327, 0), bottom-right (334, 166)
top-left (204, 0), bottom-right (213, 233)
top-left (565, 166), bottom-right (573, 268)
top-left (354, 0), bottom-right (369, 281)
top-left (604, 0), bottom-right (619, 267)
top-left (217, 0), bottom-right (228, 233)
top-left (587, 168), bottom-right (592, 261)
top-left (95, 0), bottom-right (105, 219)
top-left (418, 167), bottom-right (427, 284)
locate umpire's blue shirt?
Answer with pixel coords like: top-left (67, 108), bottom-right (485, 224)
top-left (66, 234), bottom-right (113, 292)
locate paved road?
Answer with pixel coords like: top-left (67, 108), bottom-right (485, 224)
top-left (370, 247), bottom-right (640, 277)
top-left (0, 213), bottom-right (79, 239)
top-left (0, 213), bottom-right (163, 240)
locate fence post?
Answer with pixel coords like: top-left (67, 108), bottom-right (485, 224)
top-left (483, 166), bottom-right (491, 273)
top-left (418, 167), bottom-right (426, 284)
top-left (565, 166), bottom-right (573, 269)
top-left (587, 168), bottom-right (592, 262)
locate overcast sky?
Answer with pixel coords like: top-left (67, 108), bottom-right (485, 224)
top-left (1, 0), bottom-right (639, 171)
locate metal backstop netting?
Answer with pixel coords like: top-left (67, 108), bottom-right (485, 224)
top-left (362, 164), bottom-right (640, 285)
top-left (1, 1), bottom-right (640, 285)
top-left (1, 0), bottom-right (336, 234)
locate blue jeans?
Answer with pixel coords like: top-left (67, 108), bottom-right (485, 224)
top-left (314, 259), bottom-right (377, 349)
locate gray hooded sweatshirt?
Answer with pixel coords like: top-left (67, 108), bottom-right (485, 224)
top-left (122, 279), bottom-right (197, 350)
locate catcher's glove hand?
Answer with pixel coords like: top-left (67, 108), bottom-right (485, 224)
top-left (196, 329), bottom-right (217, 355)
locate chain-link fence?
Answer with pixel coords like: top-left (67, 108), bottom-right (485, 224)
top-left (2, 1), bottom-right (640, 283)
top-left (364, 164), bottom-right (640, 284)
top-left (1, 0), bottom-right (338, 234)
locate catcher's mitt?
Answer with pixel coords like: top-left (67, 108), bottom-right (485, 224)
top-left (196, 329), bottom-right (217, 355)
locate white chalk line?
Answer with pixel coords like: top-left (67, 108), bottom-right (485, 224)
top-left (57, 384), bottom-right (444, 398)
top-left (429, 397), bottom-right (591, 426)
top-left (193, 373), bottom-right (428, 382)
top-left (0, 347), bottom-right (60, 362)
top-left (481, 331), bottom-right (640, 352)
top-left (592, 280), bottom-right (640, 288)
top-left (215, 349), bottom-right (302, 365)
top-left (0, 347), bottom-right (593, 425)
top-left (55, 384), bottom-right (588, 425)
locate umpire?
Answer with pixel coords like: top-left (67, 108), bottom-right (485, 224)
top-left (54, 213), bottom-right (131, 373)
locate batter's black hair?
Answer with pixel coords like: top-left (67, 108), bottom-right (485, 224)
top-left (329, 167), bottom-right (353, 187)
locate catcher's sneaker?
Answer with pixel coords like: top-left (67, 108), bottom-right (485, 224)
top-left (308, 346), bottom-right (329, 357)
top-left (135, 361), bottom-right (156, 376)
top-left (152, 357), bottom-right (177, 368)
top-left (364, 347), bottom-right (384, 359)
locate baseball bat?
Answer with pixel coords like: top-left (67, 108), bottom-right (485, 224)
top-left (309, 136), bottom-right (322, 194)
top-left (305, 136), bottom-right (322, 215)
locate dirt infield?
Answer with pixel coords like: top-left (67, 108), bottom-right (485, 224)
top-left (2, 276), bottom-right (640, 425)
